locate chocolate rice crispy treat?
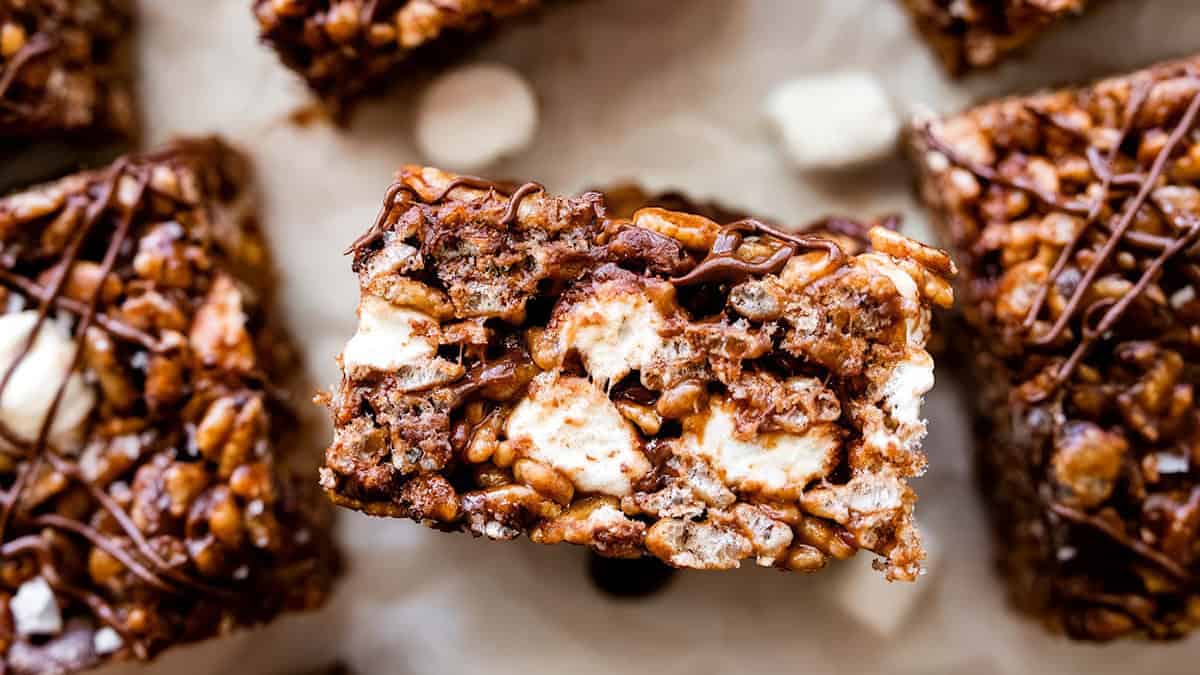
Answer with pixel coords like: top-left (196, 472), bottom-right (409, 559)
top-left (910, 56), bottom-right (1200, 639)
top-left (900, 0), bottom-right (1094, 76)
top-left (253, 0), bottom-right (541, 112)
top-left (0, 0), bottom-right (137, 144)
top-left (321, 167), bottom-right (955, 581)
top-left (0, 138), bottom-right (338, 673)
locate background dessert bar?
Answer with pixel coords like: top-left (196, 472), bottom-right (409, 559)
top-left (0, 0), bottom-right (138, 190)
top-left (911, 55), bottom-right (1200, 639)
top-left (253, 0), bottom-right (541, 113)
top-left (900, 0), bottom-right (1094, 75)
top-left (0, 138), bottom-right (338, 673)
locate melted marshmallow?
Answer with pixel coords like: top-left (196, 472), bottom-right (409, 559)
top-left (506, 374), bottom-right (651, 496)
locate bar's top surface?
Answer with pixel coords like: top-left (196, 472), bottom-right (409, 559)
top-left (253, 0), bottom-right (542, 109)
top-left (0, 0), bottom-right (137, 139)
top-left (324, 167), bottom-right (954, 581)
top-left (0, 139), bottom-right (337, 674)
top-left (901, 0), bottom-right (1093, 75)
top-left (914, 55), bottom-right (1200, 390)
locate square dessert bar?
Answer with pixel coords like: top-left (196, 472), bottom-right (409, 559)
top-left (900, 0), bottom-right (1094, 75)
top-left (910, 56), bottom-right (1200, 639)
top-left (0, 139), bottom-right (338, 674)
top-left (254, 0), bottom-right (541, 111)
top-left (322, 167), bottom-right (955, 581)
top-left (0, 0), bottom-right (137, 142)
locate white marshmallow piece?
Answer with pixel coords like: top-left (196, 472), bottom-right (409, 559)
top-left (0, 311), bottom-right (96, 450)
top-left (342, 296), bottom-right (439, 373)
top-left (12, 577), bottom-right (63, 637)
top-left (92, 626), bottom-right (124, 655)
top-left (678, 399), bottom-right (839, 499)
top-left (415, 63), bottom-right (539, 171)
top-left (833, 525), bottom-right (941, 637)
top-left (505, 374), bottom-right (651, 497)
top-left (764, 71), bottom-right (900, 170)
top-left (1156, 452), bottom-right (1190, 475)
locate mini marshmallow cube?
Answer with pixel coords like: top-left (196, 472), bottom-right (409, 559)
top-left (12, 577), bottom-right (63, 637)
top-left (92, 626), bottom-right (124, 655)
top-left (764, 71), bottom-right (900, 170)
top-left (0, 311), bottom-right (96, 450)
top-left (415, 63), bottom-right (539, 172)
top-left (832, 525), bottom-right (941, 637)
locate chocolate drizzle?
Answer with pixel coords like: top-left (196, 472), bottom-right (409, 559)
top-left (925, 66), bottom-right (1200, 617)
top-left (1047, 222), bottom-right (1200, 399)
top-left (0, 159), bottom-right (154, 656)
top-left (447, 350), bottom-right (532, 410)
top-left (498, 181), bottom-right (544, 226)
top-left (345, 175), bottom-right (534, 255)
top-left (0, 0), bottom-right (134, 145)
top-left (344, 181), bottom-right (410, 255)
top-left (1, 532), bottom-right (144, 659)
top-left (670, 219), bottom-right (845, 286)
top-left (349, 175), bottom-right (857, 293)
top-left (0, 152), bottom-right (250, 659)
top-left (0, 160), bottom-right (131, 539)
top-left (0, 270), bottom-right (166, 353)
top-left (1049, 501), bottom-right (1192, 583)
top-left (0, 33), bottom-right (55, 109)
top-left (1032, 88), bottom-right (1200, 343)
top-left (330, 166), bottom-right (941, 584)
top-left (921, 122), bottom-right (1093, 216)
top-left (1022, 81), bottom-right (1152, 336)
top-left (922, 82), bottom-right (1200, 400)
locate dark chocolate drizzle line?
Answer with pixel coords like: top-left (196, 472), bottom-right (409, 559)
top-left (925, 83), bottom-right (1200, 399)
top-left (37, 169), bottom-right (148, 457)
top-left (0, 160), bottom-right (127, 539)
top-left (2, 534), bottom-right (146, 659)
top-left (0, 162), bottom-right (160, 647)
top-left (41, 452), bottom-right (236, 600)
top-left (0, 32), bottom-right (55, 108)
top-left (0, 156), bottom-right (240, 657)
top-left (919, 122), bottom-right (1092, 216)
top-left (344, 181), bottom-right (411, 255)
top-left (922, 124), bottom-right (1190, 257)
top-left (1026, 90), bottom-right (1200, 399)
top-left (0, 269), bottom-right (166, 353)
top-left (1086, 146), bottom-right (1145, 187)
top-left (498, 182), bottom-right (544, 226)
top-left (1021, 81), bottom-right (1152, 335)
top-left (0, 179), bottom-right (162, 604)
top-left (33, 513), bottom-right (176, 594)
top-left (670, 219), bottom-right (845, 286)
top-left (1029, 221), bottom-right (1200, 402)
top-left (346, 176), bottom-right (535, 255)
top-left (427, 175), bottom-right (520, 203)
top-left (1031, 85), bottom-right (1198, 348)
top-left (1049, 502), bottom-right (1192, 583)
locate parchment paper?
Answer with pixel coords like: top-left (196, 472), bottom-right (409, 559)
top-left (96, 1), bottom-right (1200, 673)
